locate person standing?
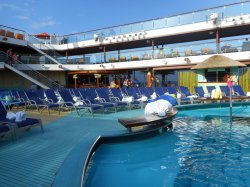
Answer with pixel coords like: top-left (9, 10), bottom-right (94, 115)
top-left (231, 73), bottom-right (238, 85)
top-left (12, 53), bottom-right (19, 66)
top-left (6, 48), bottom-right (13, 63)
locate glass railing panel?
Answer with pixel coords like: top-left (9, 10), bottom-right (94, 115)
top-left (85, 53), bottom-right (104, 64)
top-left (121, 25), bottom-right (132, 35)
top-left (76, 34), bottom-right (85, 42)
top-left (141, 20), bottom-right (154, 31)
top-left (106, 52), bottom-right (119, 62)
top-left (131, 23), bottom-right (142, 33)
top-left (39, 1), bottom-right (250, 44)
top-left (154, 18), bottom-right (167, 29)
top-left (193, 9), bottom-right (210, 23)
top-left (108, 27), bottom-right (121, 36)
top-left (166, 16), bottom-right (179, 27)
top-left (242, 2), bottom-right (250, 15)
top-left (223, 3), bottom-right (244, 18)
top-left (179, 13), bottom-right (194, 25)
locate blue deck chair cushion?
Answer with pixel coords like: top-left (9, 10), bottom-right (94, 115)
top-left (158, 94), bottom-right (178, 106)
top-left (0, 118), bottom-right (40, 128)
top-left (0, 125), bottom-right (10, 133)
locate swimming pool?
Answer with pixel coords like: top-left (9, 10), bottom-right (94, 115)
top-left (83, 105), bottom-right (250, 187)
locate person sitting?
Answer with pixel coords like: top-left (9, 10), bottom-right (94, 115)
top-left (211, 89), bottom-right (222, 99)
top-left (110, 80), bottom-right (118, 88)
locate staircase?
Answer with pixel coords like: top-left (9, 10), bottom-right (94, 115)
top-left (25, 34), bottom-right (63, 65)
top-left (0, 51), bottom-right (62, 89)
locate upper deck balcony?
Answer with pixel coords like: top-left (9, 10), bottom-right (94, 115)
top-left (1, 1), bottom-right (250, 56)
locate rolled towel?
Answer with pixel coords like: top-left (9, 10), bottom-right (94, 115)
top-left (155, 99), bottom-right (173, 116)
top-left (144, 99), bottom-right (173, 116)
top-left (6, 112), bottom-right (16, 120)
top-left (15, 111), bottom-right (26, 122)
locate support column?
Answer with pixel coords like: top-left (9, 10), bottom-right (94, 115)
top-left (216, 30), bottom-right (220, 54)
top-left (104, 46), bottom-right (106, 63)
top-left (152, 40), bottom-right (155, 59)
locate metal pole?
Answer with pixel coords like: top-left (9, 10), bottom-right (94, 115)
top-left (229, 86), bottom-right (232, 125)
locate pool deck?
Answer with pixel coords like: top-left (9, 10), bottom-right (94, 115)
top-left (1, 101), bottom-right (249, 187)
top-left (0, 109), bottom-right (129, 187)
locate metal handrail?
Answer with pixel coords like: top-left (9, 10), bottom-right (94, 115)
top-left (25, 34), bottom-right (63, 63)
top-left (0, 51), bottom-right (62, 89)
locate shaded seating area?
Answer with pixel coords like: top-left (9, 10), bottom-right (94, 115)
top-left (0, 101), bottom-right (43, 139)
top-left (118, 108), bottom-right (178, 132)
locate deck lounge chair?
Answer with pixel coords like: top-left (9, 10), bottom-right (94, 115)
top-left (154, 87), bottom-right (165, 96)
top-left (194, 86), bottom-right (206, 97)
top-left (167, 86), bottom-right (192, 105)
top-left (77, 88), bottom-right (116, 112)
top-left (25, 91), bottom-right (60, 114)
top-left (118, 108), bottom-right (178, 132)
top-left (219, 86), bottom-right (230, 97)
top-left (3, 90), bottom-right (26, 110)
top-left (110, 88), bottom-right (142, 109)
top-left (0, 101), bottom-right (43, 139)
top-left (206, 86), bottom-right (216, 95)
top-left (58, 89), bottom-right (103, 117)
top-left (95, 88), bottom-right (128, 110)
top-left (233, 85), bottom-right (247, 96)
top-left (44, 89), bottom-right (61, 104)
top-left (0, 124), bottom-right (12, 138)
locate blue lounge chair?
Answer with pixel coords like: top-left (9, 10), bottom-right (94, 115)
top-left (25, 90), bottom-right (60, 114)
top-left (154, 87), bottom-right (165, 96)
top-left (44, 89), bottom-right (60, 103)
top-left (58, 89), bottom-right (103, 117)
top-left (178, 86), bottom-right (194, 97)
top-left (110, 88), bottom-right (142, 109)
top-left (95, 88), bottom-right (128, 110)
top-left (0, 124), bottom-right (12, 138)
top-left (0, 101), bottom-right (43, 139)
top-left (206, 86), bottom-right (216, 95)
top-left (167, 86), bottom-right (192, 105)
top-left (77, 88), bottom-right (116, 112)
top-left (194, 86), bottom-right (205, 97)
top-left (219, 86), bottom-right (230, 97)
top-left (233, 85), bottom-right (246, 96)
top-left (2, 90), bottom-right (26, 110)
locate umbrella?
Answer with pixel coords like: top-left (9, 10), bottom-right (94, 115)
top-left (191, 55), bottom-right (246, 69)
top-left (191, 54), bottom-right (246, 125)
top-left (35, 32), bottom-right (50, 39)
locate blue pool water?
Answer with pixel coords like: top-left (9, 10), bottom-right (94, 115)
top-left (84, 106), bottom-right (250, 187)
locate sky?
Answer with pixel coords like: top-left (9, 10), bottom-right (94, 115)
top-left (0, 0), bottom-right (243, 35)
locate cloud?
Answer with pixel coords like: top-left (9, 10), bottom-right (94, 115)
top-left (29, 17), bottom-right (57, 29)
top-left (16, 15), bottom-right (29, 20)
top-left (0, 3), bottom-right (21, 10)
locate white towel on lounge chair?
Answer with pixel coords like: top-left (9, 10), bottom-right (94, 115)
top-left (150, 92), bottom-right (157, 99)
top-left (122, 96), bottom-right (134, 102)
top-left (6, 112), bottom-right (16, 120)
top-left (15, 111), bottom-right (26, 122)
top-left (137, 95), bottom-right (148, 102)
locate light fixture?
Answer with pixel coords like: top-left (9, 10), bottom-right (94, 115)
top-left (100, 64), bottom-right (105, 68)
